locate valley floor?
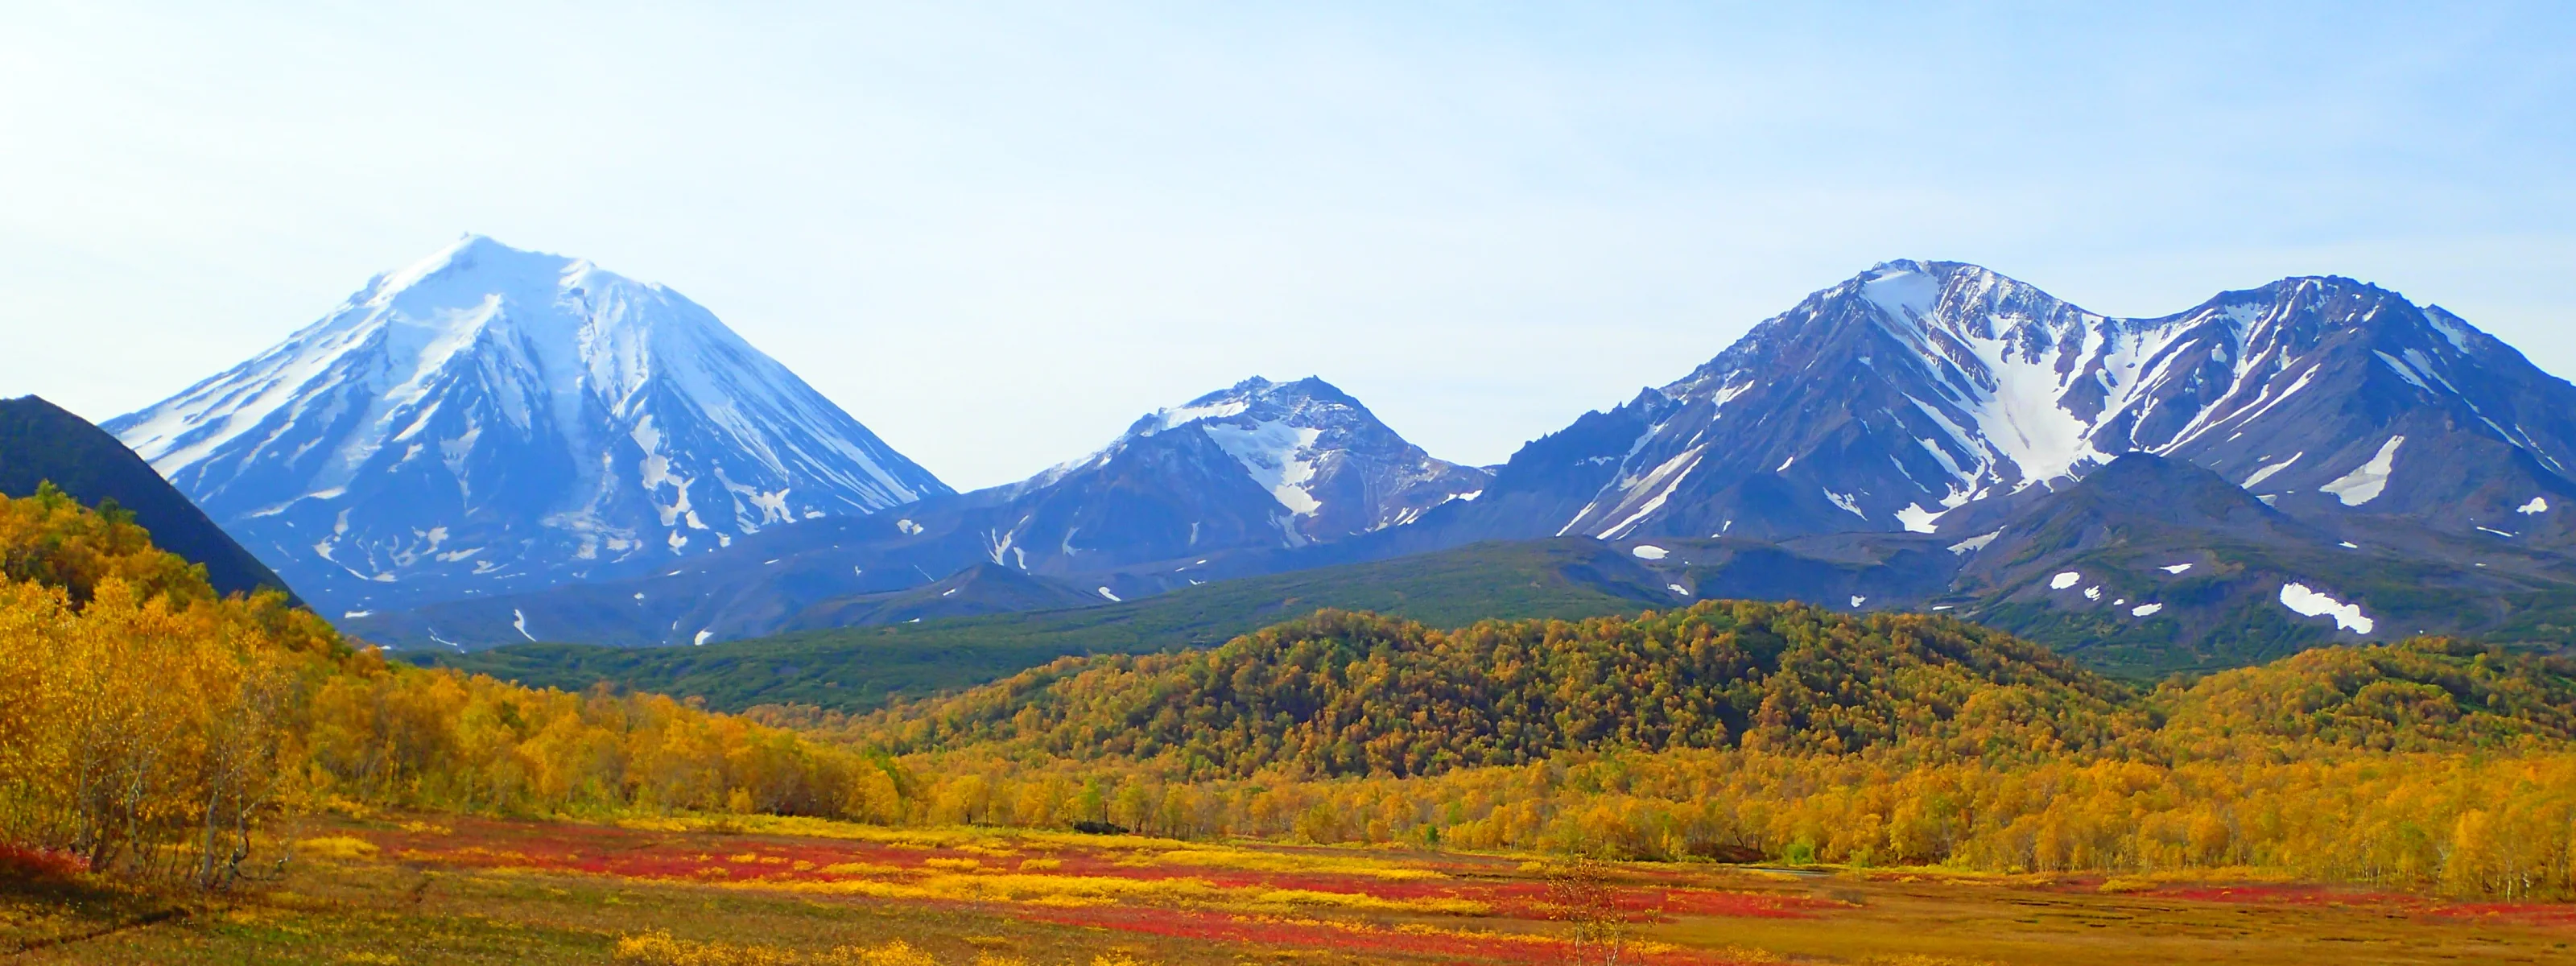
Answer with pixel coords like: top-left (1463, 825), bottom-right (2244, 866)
top-left (7, 813), bottom-right (2573, 965)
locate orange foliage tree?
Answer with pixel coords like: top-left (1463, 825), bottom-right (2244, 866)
top-left (0, 485), bottom-right (882, 887)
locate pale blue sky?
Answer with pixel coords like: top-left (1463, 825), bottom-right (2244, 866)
top-left (4, 2), bottom-right (2570, 489)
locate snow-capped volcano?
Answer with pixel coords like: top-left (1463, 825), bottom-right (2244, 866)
top-left (107, 234), bottom-right (948, 616)
top-left (1434, 260), bottom-right (2576, 546)
top-left (1026, 377), bottom-right (1488, 543)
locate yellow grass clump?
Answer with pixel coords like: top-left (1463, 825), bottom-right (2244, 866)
top-left (299, 836), bottom-right (382, 861)
top-left (839, 939), bottom-right (939, 966)
top-left (719, 869), bottom-right (1488, 915)
top-left (614, 931), bottom-right (798, 966)
top-left (819, 861), bottom-right (909, 877)
top-left (613, 934), bottom-right (1150, 966)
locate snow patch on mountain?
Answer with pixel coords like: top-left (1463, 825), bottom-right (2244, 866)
top-left (2320, 436), bottom-right (2405, 506)
top-left (1597, 448), bottom-right (1704, 538)
top-left (1858, 262), bottom-right (2207, 492)
top-left (1938, 316), bottom-right (2109, 487)
top-left (1824, 489), bottom-right (1867, 518)
top-left (1117, 391), bottom-right (1329, 517)
top-left (1947, 530), bottom-right (2000, 555)
top-left (2281, 583), bottom-right (2375, 634)
top-left (1860, 269), bottom-right (1940, 320)
top-left (1199, 420), bottom-right (1326, 516)
top-left (2240, 453), bottom-right (2302, 489)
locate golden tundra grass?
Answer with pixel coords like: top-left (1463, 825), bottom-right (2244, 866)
top-left (7, 812), bottom-right (2575, 964)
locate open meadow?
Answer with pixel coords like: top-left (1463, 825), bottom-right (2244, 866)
top-left (8, 812), bottom-right (2575, 965)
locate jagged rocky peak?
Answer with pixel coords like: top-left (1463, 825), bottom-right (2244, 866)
top-left (1038, 376), bottom-right (1489, 541)
top-left (107, 233), bottom-right (949, 617)
top-left (1448, 259), bottom-right (2576, 546)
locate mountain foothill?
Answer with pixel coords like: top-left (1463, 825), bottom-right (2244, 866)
top-left (15, 236), bottom-right (2576, 686)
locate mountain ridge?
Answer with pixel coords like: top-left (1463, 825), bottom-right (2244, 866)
top-left (132, 252), bottom-right (2576, 666)
top-left (349, 374), bottom-right (1488, 648)
top-left (1422, 260), bottom-right (2576, 550)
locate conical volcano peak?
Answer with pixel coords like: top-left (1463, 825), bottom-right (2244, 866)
top-left (367, 233), bottom-right (591, 301)
top-left (105, 237), bottom-right (949, 617)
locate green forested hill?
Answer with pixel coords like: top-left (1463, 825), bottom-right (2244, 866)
top-left (848, 602), bottom-right (2138, 779)
top-left (2149, 636), bottom-right (2576, 754)
top-left (806, 605), bottom-right (2576, 783)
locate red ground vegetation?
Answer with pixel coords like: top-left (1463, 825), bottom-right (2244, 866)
top-left (1009, 904), bottom-right (1769, 965)
top-left (0, 844), bottom-right (88, 879)
top-left (2138, 881), bottom-right (2576, 928)
top-left (349, 816), bottom-right (1833, 927)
